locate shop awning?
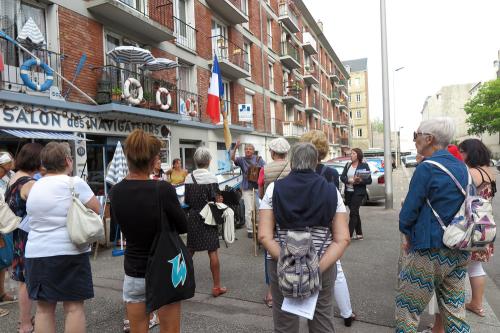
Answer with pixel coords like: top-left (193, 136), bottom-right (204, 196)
top-left (0, 129), bottom-right (88, 141)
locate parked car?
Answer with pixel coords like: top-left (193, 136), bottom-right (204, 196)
top-left (495, 160), bottom-right (500, 172)
top-left (403, 154), bottom-right (418, 167)
top-left (366, 157), bottom-right (385, 172)
top-left (324, 161), bottom-right (385, 205)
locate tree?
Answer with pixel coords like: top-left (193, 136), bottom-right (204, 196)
top-left (371, 118), bottom-right (384, 133)
top-left (464, 78), bottom-right (500, 135)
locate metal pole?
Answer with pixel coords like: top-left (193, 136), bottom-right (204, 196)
top-left (380, 0), bottom-right (393, 209)
top-left (393, 67), bottom-right (404, 167)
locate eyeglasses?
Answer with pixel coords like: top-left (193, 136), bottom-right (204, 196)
top-left (413, 131), bottom-right (432, 141)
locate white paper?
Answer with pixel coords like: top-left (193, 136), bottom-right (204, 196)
top-left (18, 215), bottom-right (30, 233)
top-left (281, 291), bottom-right (319, 320)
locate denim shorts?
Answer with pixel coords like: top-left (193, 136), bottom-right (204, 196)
top-left (123, 275), bottom-right (146, 303)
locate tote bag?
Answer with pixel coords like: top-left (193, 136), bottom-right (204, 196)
top-left (145, 182), bottom-right (195, 313)
top-left (0, 233), bottom-right (13, 270)
top-left (66, 177), bottom-right (104, 245)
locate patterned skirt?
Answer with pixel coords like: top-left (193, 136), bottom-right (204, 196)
top-left (11, 229), bottom-right (28, 282)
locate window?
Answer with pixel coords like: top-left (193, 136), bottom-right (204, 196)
top-left (356, 94), bottom-right (361, 102)
top-left (356, 110), bottom-right (362, 119)
top-left (357, 128), bottom-right (363, 137)
top-left (270, 101), bottom-right (276, 134)
top-left (242, 0), bottom-right (249, 29)
top-left (267, 19), bottom-right (273, 49)
top-left (348, 95), bottom-right (352, 102)
top-left (268, 63), bottom-right (274, 91)
top-left (212, 20), bottom-right (228, 60)
top-left (244, 42), bottom-right (251, 70)
top-left (244, 92), bottom-right (254, 123)
top-left (355, 78), bottom-right (360, 86)
top-left (221, 81), bottom-right (231, 123)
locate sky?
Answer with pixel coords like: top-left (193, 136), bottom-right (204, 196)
top-left (303, 0), bottom-right (500, 150)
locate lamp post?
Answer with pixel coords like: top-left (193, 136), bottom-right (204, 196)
top-left (397, 126), bottom-right (404, 168)
top-left (380, 0), bottom-right (393, 209)
top-left (393, 66), bottom-right (405, 137)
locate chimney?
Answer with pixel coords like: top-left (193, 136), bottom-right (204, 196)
top-left (317, 20), bottom-right (323, 32)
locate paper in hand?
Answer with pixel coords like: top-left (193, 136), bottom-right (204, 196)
top-left (281, 291), bottom-right (319, 320)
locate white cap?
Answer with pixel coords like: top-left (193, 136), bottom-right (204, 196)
top-left (0, 152), bottom-right (13, 166)
top-left (269, 138), bottom-right (290, 154)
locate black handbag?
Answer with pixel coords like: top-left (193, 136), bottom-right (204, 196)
top-left (145, 183), bottom-right (196, 313)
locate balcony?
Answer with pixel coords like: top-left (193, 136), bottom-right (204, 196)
top-left (340, 137), bottom-right (349, 146)
top-left (283, 121), bottom-right (306, 138)
top-left (87, 0), bottom-right (175, 44)
top-left (302, 32), bottom-right (317, 55)
top-left (278, 1), bottom-right (300, 33)
top-left (173, 16), bottom-right (196, 53)
top-left (330, 91), bottom-right (340, 103)
top-left (329, 71), bottom-right (339, 82)
top-left (280, 41), bottom-right (301, 69)
top-left (303, 66), bottom-right (319, 85)
top-left (339, 101), bottom-right (348, 111)
top-left (211, 35), bottom-right (251, 80)
top-left (206, 0), bottom-right (248, 25)
top-left (0, 45), bottom-right (63, 97)
top-left (335, 79), bottom-right (346, 89)
top-left (305, 100), bottom-right (320, 115)
top-left (282, 83), bottom-right (302, 105)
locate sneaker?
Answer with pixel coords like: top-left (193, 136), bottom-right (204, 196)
top-left (344, 313), bottom-right (356, 327)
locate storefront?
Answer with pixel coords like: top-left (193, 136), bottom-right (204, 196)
top-left (0, 101), bottom-right (172, 195)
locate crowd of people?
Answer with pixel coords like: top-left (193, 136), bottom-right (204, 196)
top-left (0, 115), bottom-right (497, 333)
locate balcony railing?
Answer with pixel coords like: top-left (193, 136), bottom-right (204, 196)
top-left (278, 1), bottom-right (299, 33)
top-left (0, 42), bottom-right (63, 95)
top-left (340, 138), bottom-right (349, 146)
top-left (303, 65), bottom-right (319, 85)
top-left (212, 34), bottom-right (250, 74)
top-left (280, 40), bottom-right (300, 69)
top-left (283, 121), bottom-right (306, 138)
top-left (93, 65), bottom-right (181, 110)
top-left (119, 0), bottom-right (173, 30)
top-left (206, 0), bottom-right (248, 24)
top-left (173, 16), bottom-right (196, 52)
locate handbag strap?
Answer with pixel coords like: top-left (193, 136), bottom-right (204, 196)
top-left (423, 160), bottom-right (471, 231)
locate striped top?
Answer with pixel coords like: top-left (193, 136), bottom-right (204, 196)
top-left (260, 182), bottom-right (346, 260)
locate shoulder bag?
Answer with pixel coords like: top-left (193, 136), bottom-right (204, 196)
top-left (145, 182), bottom-right (196, 313)
top-left (0, 193), bottom-right (21, 234)
top-left (66, 177), bottom-right (104, 245)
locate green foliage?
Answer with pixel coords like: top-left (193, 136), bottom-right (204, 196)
top-left (464, 78), bottom-right (500, 135)
top-left (371, 118), bottom-right (384, 133)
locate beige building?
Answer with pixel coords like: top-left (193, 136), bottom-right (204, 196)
top-left (343, 58), bottom-right (370, 150)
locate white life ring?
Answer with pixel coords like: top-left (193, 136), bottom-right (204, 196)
top-left (123, 77), bottom-right (143, 105)
top-left (156, 87), bottom-right (172, 111)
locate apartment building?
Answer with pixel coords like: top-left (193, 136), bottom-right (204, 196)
top-left (343, 58), bottom-right (369, 150)
top-left (0, 0), bottom-right (349, 194)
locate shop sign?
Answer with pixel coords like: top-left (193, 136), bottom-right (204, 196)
top-left (0, 104), bottom-right (170, 137)
top-left (238, 104), bottom-right (253, 123)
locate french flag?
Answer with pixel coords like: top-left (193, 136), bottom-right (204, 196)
top-left (206, 54), bottom-right (224, 123)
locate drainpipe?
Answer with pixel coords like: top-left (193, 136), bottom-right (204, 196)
top-left (258, 0), bottom-right (268, 135)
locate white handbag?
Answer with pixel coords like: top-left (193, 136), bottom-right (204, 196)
top-left (0, 193), bottom-right (21, 234)
top-left (66, 177), bottom-right (104, 245)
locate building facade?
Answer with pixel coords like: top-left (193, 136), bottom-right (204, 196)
top-left (343, 58), bottom-right (369, 150)
top-left (0, 0), bottom-right (350, 195)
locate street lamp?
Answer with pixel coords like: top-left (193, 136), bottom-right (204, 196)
top-left (393, 66), bottom-right (405, 133)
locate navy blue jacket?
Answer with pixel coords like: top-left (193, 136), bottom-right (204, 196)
top-left (340, 162), bottom-right (372, 195)
top-left (273, 170), bottom-right (337, 230)
top-left (399, 150), bottom-right (468, 250)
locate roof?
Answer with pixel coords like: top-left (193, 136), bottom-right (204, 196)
top-left (295, 0), bottom-right (349, 79)
top-left (343, 58), bottom-right (368, 72)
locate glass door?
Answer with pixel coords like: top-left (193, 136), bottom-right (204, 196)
top-left (179, 143), bottom-right (198, 172)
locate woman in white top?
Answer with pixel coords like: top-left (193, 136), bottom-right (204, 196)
top-left (25, 142), bottom-right (100, 333)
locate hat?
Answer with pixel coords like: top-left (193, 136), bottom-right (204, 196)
top-left (0, 152), bottom-right (13, 166)
top-left (269, 138), bottom-right (290, 154)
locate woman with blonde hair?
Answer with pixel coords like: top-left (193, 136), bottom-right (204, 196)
top-left (111, 129), bottom-right (188, 333)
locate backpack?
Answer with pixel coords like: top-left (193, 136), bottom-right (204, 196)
top-left (277, 228), bottom-right (331, 298)
top-left (424, 160), bottom-right (496, 251)
top-left (247, 156), bottom-right (261, 183)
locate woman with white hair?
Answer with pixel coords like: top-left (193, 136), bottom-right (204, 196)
top-left (396, 118), bottom-right (470, 332)
top-left (184, 147), bottom-right (227, 297)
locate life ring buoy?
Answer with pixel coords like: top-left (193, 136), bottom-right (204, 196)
top-left (123, 77), bottom-right (143, 105)
top-left (156, 87), bottom-right (172, 111)
top-left (20, 58), bottom-right (53, 92)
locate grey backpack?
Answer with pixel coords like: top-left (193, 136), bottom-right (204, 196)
top-left (277, 228), bottom-right (331, 298)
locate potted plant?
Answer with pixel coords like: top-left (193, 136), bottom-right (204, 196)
top-left (111, 87), bottom-right (122, 101)
top-left (142, 91), bottom-right (154, 108)
top-left (293, 119), bottom-right (304, 127)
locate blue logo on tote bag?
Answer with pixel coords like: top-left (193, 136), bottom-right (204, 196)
top-left (168, 252), bottom-right (187, 288)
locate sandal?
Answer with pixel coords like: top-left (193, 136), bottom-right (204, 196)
top-left (0, 292), bottom-right (17, 303)
top-left (212, 287), bottom-right (227, 297)
top-left (263, 297), bottom-right (273, 308)
top-left (149, 312), bottom-right (159, 329)
top-left (465, 303), bottom-right (485, 317)
top-left (123, 319), bottom-right (130, 333)
top-left (0, 308), bottom-right (9, 318)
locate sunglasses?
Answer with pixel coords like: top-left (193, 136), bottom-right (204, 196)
top-left (413, 131), bottom-right (432, 141)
